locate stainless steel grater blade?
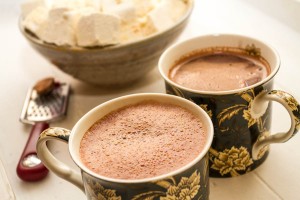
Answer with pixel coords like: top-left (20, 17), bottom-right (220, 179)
top-left (20, 82), bottom-right (69, 124)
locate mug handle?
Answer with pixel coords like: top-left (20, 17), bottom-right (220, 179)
top-left (252, 90), bottom-right (300, 160)
top-left (36, 127), bottom-right (84, 192)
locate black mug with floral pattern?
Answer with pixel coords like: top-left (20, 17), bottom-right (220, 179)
top-left (36, 93), bottom-right (214, 199)
top-left (159, 34), bottom-right (300, 177)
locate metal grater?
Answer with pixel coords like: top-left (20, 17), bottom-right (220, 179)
top-left (17, 80), bottom-right (70, 182)
top-left (20, 82), bottom-right (69, 124)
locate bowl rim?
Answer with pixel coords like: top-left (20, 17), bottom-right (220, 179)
top-left (19, 0), bottom-right (194, 52)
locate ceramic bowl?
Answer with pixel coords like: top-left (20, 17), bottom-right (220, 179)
top-left (19, 1), bottom-right (194, 86)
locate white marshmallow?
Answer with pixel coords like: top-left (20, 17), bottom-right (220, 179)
top-left (21, 0), bottom-right (45, 18)
top-left (165, 0), bottom-right (187, 21)
top-left (108, 1), bottom-right (136, 23)
top-left (76, 13), bottom-right (121, 47)
top-left (67, 7), bottom-right (98, 26)
top-left (131, 0), bottom-right (156, 17)
top-left (101, 0), bottom-right (119, 12)
top-left (22, 6), bottom-right (48, 34)
top-left (38, 8), bottom-right (76, 46)
top-left (148, 0), bottom-right (187, 31)
top-left (85, 0), bottom-right (102, 10)
top-left (50, 0), bottom-right (86, 9)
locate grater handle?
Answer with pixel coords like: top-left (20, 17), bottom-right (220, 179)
top-left (16, 122), bottom-right (49, 181)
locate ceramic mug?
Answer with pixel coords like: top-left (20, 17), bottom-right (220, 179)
top-left (158, 34), bottom-right (300, 177)
top-left (36, 93), bottom-right (214, 200)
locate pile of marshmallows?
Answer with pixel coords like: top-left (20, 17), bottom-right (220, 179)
top-left (21, 0), bottom-right (188, 47)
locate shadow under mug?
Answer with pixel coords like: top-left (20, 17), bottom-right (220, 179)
top-left (36, 93), bottom-right (214, 199)
top-left (158, 34), bottom-right (300, 178)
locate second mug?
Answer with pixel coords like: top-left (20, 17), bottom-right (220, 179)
top-left (159, 33), bottom-right (300, 177)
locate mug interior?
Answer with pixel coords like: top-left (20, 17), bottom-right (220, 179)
top-left (159, 33), bottom-right (280, 95)
top-left (69, 93), bottom-right (213, 183)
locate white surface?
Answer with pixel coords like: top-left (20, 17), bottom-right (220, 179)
top-left (1, 0), bottom-right (300, 199)
top-left (0, 158), bottom-right (15, 200)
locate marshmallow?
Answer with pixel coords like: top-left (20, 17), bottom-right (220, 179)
top-left (131, 0), bottom-right (156, 17)
top-left (76, 13), bottom-right (121, 47)
top-left (85, 0), bottom-right (102, 10)
top-left (108, 1), bottom-right (136, 23)
top-left (137, 16), bottom-right (157, 36)
top-left (166, 0), bottom-right (187, 21)
top-left (101, 0), bottom-right (119, 12)
top-left (67, 7), bottom-right (98, 27)
top-left (21, 0), bottom-right (45, 18)
top-left (22, 6), bottom-right (48, 34)
top-left (148, 0), bottom-right (187, 31)
top-left (50, 0), bottom-right (86, 9)
top-left (38, 8), bottom-right (76, 46)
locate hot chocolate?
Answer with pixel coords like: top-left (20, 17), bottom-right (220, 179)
top-left (79, 101), bottom-right (207, 180)
top-left (169, 48), bottom-right (271, 91)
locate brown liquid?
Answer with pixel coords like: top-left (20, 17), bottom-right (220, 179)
top-left (79, 101), bottom-right (207, 180)
top-left (169, 48), bottom-right (271, 91)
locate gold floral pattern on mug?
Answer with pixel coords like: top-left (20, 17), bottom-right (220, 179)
top-left (253, 130), bottom-right (270, 160)
top-left (256, 145), bottom-right (269, 160)
top-left (217, 105), bottom-right (246, 132)
top-left (167, 86), bottom-right (186, 98)
top-left (159, 171), bottom-right (201, 200)
top-left (86, 180), bottom-right (121, 200)
top-left (217, 89), bottom-right (267, 132)
top-left (134, 170), bottom-right (202, 200)
top-left (199, 104), bottom-right (213, 119)
top-left (245, 44), bottom-right (261, 56)
top-left (168, 86), bottom-right (213, 119)
top-left (268, 90), bottom-right (300, 135)
top-left (269, 90), bottom-right (299, 111)
top-left (209, 146), bottom-right (253, 177)
top-left (294, 116), bottom-right (300, 131)
top-left (85, 170), bottom-right (204, 200)
top-left (39, 127), bottom-right (70, 140)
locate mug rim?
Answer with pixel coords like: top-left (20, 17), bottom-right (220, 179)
top-left (69, 93), bottom-right (214, 184)
top-left (158, 33), bottom-right (281, 95)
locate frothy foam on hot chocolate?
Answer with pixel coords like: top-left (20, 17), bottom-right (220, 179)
top-left (80, 101), bottom-right (207, 180)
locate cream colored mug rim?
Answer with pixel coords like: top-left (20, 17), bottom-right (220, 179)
top-left (158, 33), bottom-right (281, 95)
top-left (68, 93), bottom-right (214, 184)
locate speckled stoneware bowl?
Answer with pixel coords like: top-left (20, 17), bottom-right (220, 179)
top-left (19, 1), bottom-right (194, 86)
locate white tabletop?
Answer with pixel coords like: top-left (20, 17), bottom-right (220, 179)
top-left (1, 0), bottom-right (300, 199)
